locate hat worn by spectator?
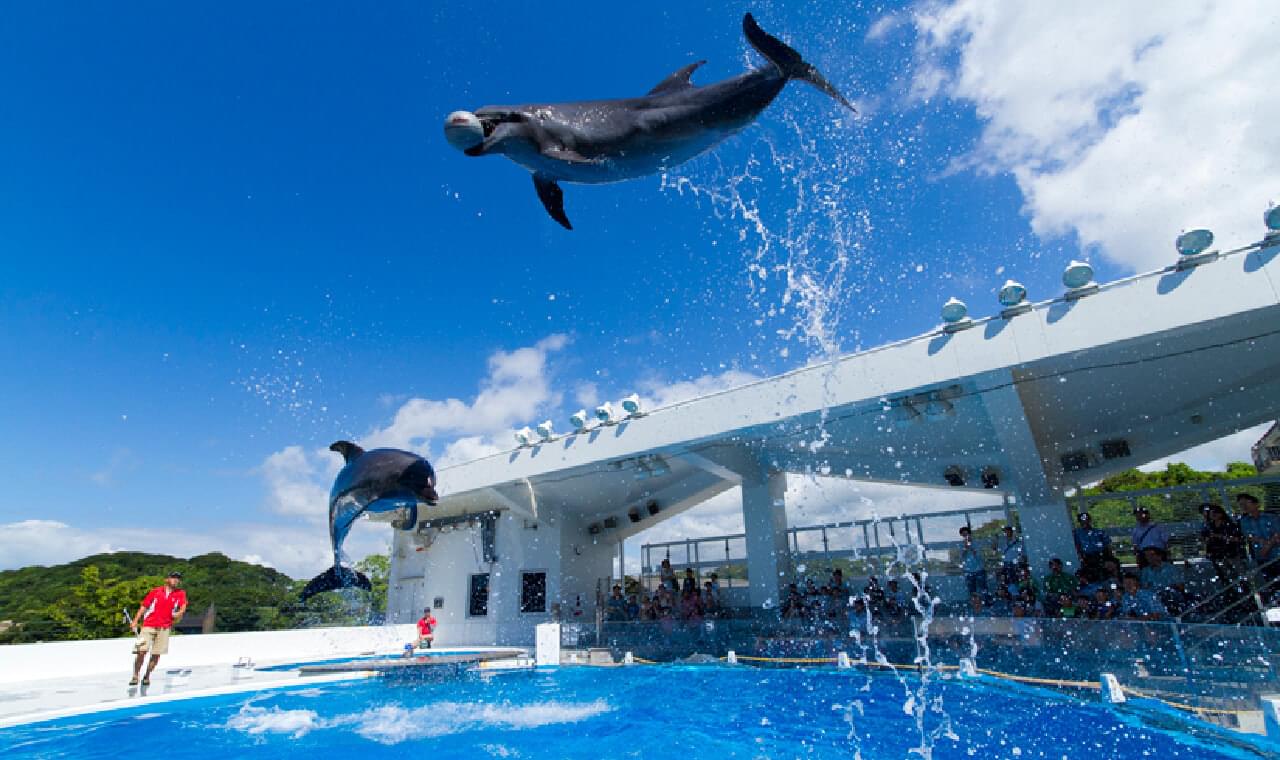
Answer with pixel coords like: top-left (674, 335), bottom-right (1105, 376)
top-left (167, 571), bottom-right (183, 579)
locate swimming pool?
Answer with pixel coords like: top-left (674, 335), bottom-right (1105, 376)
top-left (256, 650), bottom-right (491, 671)
top-left (1, 665), bottom-right (1268, 759)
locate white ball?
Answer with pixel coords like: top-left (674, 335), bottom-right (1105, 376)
top-left (444, 110), bottom-right (484, 151)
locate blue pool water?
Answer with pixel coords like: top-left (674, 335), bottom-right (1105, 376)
top-left (0, 666), bottom-right (1266, 759)
top-left (256, 650), bottom-right (489, 671)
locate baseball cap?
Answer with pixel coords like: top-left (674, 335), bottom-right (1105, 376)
top-left (167, 570), bottom-right (183, 579)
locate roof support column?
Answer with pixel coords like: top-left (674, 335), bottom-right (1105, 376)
top-left (742, 468), bottom-right (791, 609)
top-left (984, 380), bottom-right (1077, 576)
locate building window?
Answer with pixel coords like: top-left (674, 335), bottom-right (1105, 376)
top-left (468, 573), bottom-right (490, 617)
top-left (520, 571), bottom-right (547, 613)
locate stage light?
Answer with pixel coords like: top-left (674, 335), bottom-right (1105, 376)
top-left (941, 297), bottom-right (968, 323)
top-left (1175, 228), bottom-right (1214, 257)
top-left (621, 393), bottom-right (643, 416)
top-left (1062, 261), bottom-right (1094, 290)
top-left (536, 420), bottom-right (555, 440)
top-left (998, 280), bottom-right (1027, 307)
top-left (514, 427), bottom-right (533, 446)
top-left (569, 409), bottom-right (588, 432)
top-left (595, 402), bottom-right (614, 423)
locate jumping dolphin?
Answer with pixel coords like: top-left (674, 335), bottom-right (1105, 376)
top-left (300, 440), bottom-right (439, 601)
top-left (444, 13), bottom-right (855, 230)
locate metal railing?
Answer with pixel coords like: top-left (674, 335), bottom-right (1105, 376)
top-left (639, 503), bottom-right (1012, 592)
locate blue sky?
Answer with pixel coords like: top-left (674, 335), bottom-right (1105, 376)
top-left (2, 2), bottom-right (1276, 576)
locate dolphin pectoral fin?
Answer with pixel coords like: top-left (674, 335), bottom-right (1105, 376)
top-left (532, 174), bottom-right (573, 230)
top-left (391, 502), bottom-right (418, 531)
top-left (648, 60), bottom-right (707, 95)
top-left (300, 565), bottom-right (372, 601)
top-left (742, 13), bottom-right (856, 113)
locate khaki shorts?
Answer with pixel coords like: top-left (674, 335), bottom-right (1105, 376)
top-left (134, 626), bottom-right (171, 656)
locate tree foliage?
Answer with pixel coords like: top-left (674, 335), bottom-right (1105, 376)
top-left (0, 550), bottom-right (391, 644)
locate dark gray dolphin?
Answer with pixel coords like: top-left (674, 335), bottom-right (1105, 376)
top-left (444, 13), bottom-right (855, 230)
top-left (300, 440), bottom-right (439, 600)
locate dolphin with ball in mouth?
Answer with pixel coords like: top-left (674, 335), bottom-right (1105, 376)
top-left (300, 441), bottom-right (439, 601)
top-left (444, 14), bottom-right (855, 230)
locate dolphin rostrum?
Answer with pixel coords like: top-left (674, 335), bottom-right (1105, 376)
top-left (300, 440), bottom-right (439, 601)
top-left (444, 13), bottom-right (855, 230)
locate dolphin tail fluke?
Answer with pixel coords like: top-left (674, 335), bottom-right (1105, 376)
top-left (743, 13), bottom-right (856, 113)
top-left (300, 565), bottom-right (372, 601)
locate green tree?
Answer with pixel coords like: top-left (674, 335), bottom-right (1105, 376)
top-left (43, 566), bottom-right (161, 640)
top-left (356, 553), bottom-right (390, 618)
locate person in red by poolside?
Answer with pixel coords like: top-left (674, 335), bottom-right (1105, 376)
top-left (130, 571), bottom-right (188, 686)
top-left (415, 607), bottom-right (437, 649)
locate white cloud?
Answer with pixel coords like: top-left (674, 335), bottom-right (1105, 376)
top-left (914, 1), bottom-right (1280, 272)
top-left (261, 445), bottom-right (329, 520)
top-left (363, 333), bottom-right (570, 452)
top-left (0, 517), bottom-right (388, 579)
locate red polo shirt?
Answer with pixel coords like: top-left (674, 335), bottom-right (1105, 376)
top-left (140, 587), bottom-right (187, 628)
top-left (417, 614), bottom-right (436, 635)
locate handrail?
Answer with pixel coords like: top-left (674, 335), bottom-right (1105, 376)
top-left (1176, 553), bottom-right (1280, 626)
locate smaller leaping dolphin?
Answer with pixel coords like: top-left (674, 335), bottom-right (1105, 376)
top-left (444, 13), bottom-right (855, 230)
top-left (300, 440), bottom-right (439, 601)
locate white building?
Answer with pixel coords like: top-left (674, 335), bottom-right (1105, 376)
top-left (383, 227), bottom-right (1280, 646)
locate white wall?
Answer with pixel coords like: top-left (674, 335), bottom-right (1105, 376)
top-left (388, 506), bottom-right (614, 646)
top-left (0, 625), bottom-right (416, 684)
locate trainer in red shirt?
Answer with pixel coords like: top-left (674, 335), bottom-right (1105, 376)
top-left (415, 608), bottom-right (437, 649)
top-left (129, 571), bottom-right (188, 686)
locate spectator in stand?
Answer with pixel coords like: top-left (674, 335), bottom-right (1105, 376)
top-left (1059, 594), bottom-right (1087, 619)
top-left (1119, 572), bottom-right (1167, 620)
top-left (1237, 493), bottom-right (1280, 589)
top-left (999, 525), bottom-right (1026, 591)
top-left (1073, 512), bottom-right (1115, 583)
top-left (656, 585), bottom-right (675, 618)
top-left (701, 580), bottom-right (720, 617)
top-left (885, 579), bottom-right (909, 617)
top-left (968, 593), bottom-right (989, 618)
top-left (709, 572), bottom-right (721, 595)
top-left (605, 585), bottom-right (628, 622)
top-left (639, 594), bottom-right (658, 621)
top-left (678, 584), bottom-right (703, 621)
top-left (625, 593), bottom-right (641, 620)
top-left (863, 575), bottom-right (886, 613)
top-left (681, 567), bottom-right (698, 594)
top-left (1042, 558), bottom-right (1079, 617)
top-left (958, 526), bottom-right (988, 595)
top-left (989, 587), bottom-right (1014, 617)
top-left (1201, 503), bottom-right (1248, 584)
top-left (1139, 547), bottom-right (1186, 615)
top-left (1089, 584), bottom-right (1118, 620)
top-left (781, 583), bottom-right (806, 619)
top-left (659, 558), bottom-right (676, 590)
top-left (1130, 507), bottom-right (1170, 568)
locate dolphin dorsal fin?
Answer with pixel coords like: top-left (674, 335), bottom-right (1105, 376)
top-left (648, 60), bottom-right (706, 95)
top-left (329, 440), bottom-right (365, 463)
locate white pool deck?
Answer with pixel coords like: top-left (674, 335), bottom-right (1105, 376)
top-left (0, 626), bottom-right (524, 728)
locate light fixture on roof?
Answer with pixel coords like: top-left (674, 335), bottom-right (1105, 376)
top-left (594, 402), bottom-right (615, 424)
top-left (1175, 228), bottom-right (1214, 256)
top-left (535, 420), bottom-right (555, 441)
top-left (1175, 228), bottom-right (1218, 269)
top-left (1062, 260), bottom-right (1094, 289)
top-left (569, 409), bottom-right (589, 432)
top-left (941, 297), bottom-right (967, 323)
top-left (1062, 260), bottom-right (1098, 300)
top-left (998, 280), bottom-right (1031, 317)
top-left (514, 427), bottom-right (534, 446)
top-left (940, 297), bottom-right (974, 333)
top-left (1265, 202), bottom-right (1280, 241)
top-left (621, 393), bottom-right (643, 417)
